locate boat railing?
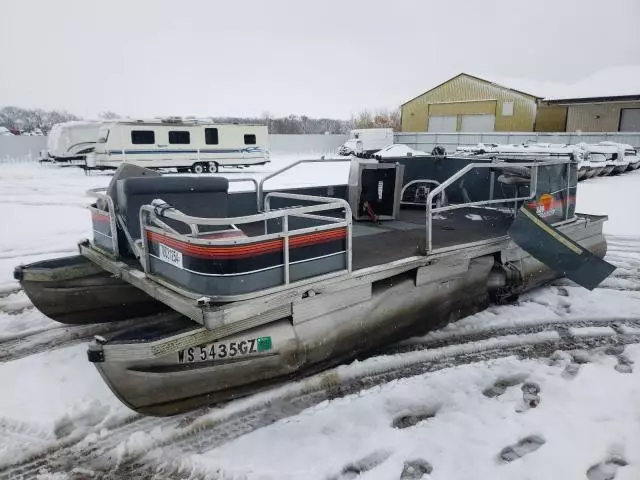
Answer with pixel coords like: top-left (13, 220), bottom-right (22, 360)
top-left (86, 177), bottom-right (260, 258)
top-left (227, 177), bottom-right (261, 211)
top-left (137, 193), bottom-right (353, 298)
top-left (87, 187), bottom-right (119, 256)
top-left (424, 157), bottom-right (575, 255)
top-left (256, 158), bottom-right (352, 208)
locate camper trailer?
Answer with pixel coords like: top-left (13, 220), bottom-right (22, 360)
top-left (41, 121), bottom-right (102, 162)
top-left (85, 119), bottom-right (269, 173)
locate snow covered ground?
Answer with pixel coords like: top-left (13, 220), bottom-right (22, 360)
top-left (0, 159), bottom-right (639, 479)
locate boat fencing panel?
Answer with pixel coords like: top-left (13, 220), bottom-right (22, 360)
top-left (411, 157), bottom-right (577, 254)
top-left (87, 189), bottom-right (118, 256)
top-left (394, 132), bottom-right (640, 153)
top-left (381, 155), bottom-right (536, 206)
top-left (138, 194), bottom-right (353, 298)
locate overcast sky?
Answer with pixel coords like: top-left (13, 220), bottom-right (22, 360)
top-left (1, 0), bottom-right (638, 120)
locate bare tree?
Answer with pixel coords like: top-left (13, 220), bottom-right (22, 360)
top-left (0, 106), bottom-right (79, 134)
top-left (99, 111), bottom-right (120, 120)
top-left (0, 105), bottom-right (353, 135)
top-left (353, 108), bottom-right (401, 131)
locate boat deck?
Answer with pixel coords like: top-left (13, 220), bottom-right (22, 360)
top-left (351, 206), bottom-right (513, 270)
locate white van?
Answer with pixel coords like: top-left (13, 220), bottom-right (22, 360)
top-left (86, 119), bottom-right (269, 173)
top-left (338, 128), bottom-right (394, 157)
top-left (42, 121), bottom-right (102, 162)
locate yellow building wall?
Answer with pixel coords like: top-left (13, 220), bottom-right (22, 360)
top-left (401, 74), bottom-right (538, 132)
top-left (535, 104), bottom-right (568, 132)
top-left (565, 101), bottom-right (640, 132)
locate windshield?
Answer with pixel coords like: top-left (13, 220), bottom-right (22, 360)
top-left (97, 126), bottom-right (109, 143)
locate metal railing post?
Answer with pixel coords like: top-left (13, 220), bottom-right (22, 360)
top-left (426, 202), bottom-right (433, 254)
top-left (346, 217), bottom-right (353, 272)
top-left (565, 161), bottom-right (571, 220)
top-left (283, 214), bottom-right (290, 284)
top-left (138, 210), bottom-right (149, 274)
top-left (527, 164), bottom-right (539, 214)
top-left (106, 195), bottom-right (118, 255)
top-left (489, 171), bottom-right (495, 201)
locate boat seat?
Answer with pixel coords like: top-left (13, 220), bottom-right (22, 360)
top-left (96, 164), bottom-right (161, 211)
top-left (115, 176), bottom-right (230, 250)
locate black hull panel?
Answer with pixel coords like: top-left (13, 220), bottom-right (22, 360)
top-left (14, 255), bottom-right (167, 325)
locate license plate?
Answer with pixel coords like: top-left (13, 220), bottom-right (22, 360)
top-left (177, 336), bottom-right (273, 364)
top-left (158, 243), bottom-right (183, 268)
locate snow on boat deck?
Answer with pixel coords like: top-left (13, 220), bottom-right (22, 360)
top-left (0, 159), bottom-right (640, 478)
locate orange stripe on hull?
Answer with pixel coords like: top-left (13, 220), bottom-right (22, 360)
top-left (147, 228), bottom-right (347, 259)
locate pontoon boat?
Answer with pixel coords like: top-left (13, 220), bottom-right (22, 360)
top-left (15, 153), bottom-right (613, 415)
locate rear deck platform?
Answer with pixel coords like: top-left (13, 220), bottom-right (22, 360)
top-left (351, 206), bottom-right (512, 270)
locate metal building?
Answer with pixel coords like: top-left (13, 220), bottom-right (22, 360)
top-left (400, 73), bottom-right (540, 133)
top-left (540, 97), bottom-right (640, 132)
top-left (401, 68), bottom-right (640, 133)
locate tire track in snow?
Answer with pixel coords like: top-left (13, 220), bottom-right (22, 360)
top-left (0, 314), bottom-right (173, 363)
top-left (0, 413), bottom-right (186, 480)
top-left (82, 330), bottom-right (640, 480)
top-left (0, 247), bottom-right (79, 261)
top-left (3, 317), bottom-right (639, 480)
top-left (391, 316), bottom-right (640, 352)
top-left (0, 286), bottom-right (21, 300)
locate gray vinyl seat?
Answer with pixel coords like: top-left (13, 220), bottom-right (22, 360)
top-left (115, 176), bottom-right (230, 247)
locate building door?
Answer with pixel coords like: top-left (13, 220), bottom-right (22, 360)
top-left (619, 108), bottom-right (640, 132)
top-left (460, 114), bottom-right (496, 132)
top-left (428, 115), bottom-right (457, 132)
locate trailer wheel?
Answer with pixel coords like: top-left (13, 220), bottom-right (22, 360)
top-left (191, 162), bottom-right (209, 174)
top-left (208, 161), bottom-right (219, 173)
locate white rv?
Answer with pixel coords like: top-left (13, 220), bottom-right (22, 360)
top-left (86, 119), bottom-right (269, 173)
top-left (42, 121), bottom-right (102, 162)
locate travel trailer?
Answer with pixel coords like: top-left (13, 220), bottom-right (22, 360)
top-left (41, 121), bottom-right (102, 162)
top-left (85, 119), bottom-right (269, 173)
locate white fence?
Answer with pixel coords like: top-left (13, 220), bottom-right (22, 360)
top-left (0, 136), bottom-right (47, 163)
top-left (5, 132), bottom-right (639, 164)
top-left (0, 134), bottom-right (349, 164)
top-left (394, 132), bottom-right (640, 153)
top-left (268, 134), bottom-right (348, 155)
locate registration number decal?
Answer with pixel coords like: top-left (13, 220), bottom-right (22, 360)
top-left (177, 336), bottom-right (273, 364)
top-left (158, 243), bottom-right (183, 268)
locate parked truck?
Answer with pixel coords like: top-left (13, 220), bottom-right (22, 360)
top-left (337, 128), bottom-right (394, 157)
